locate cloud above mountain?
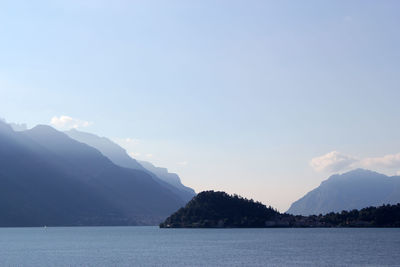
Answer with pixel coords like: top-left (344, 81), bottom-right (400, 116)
top-left (311, 151), bottom-right (400, 174)
top-left (50, 115), bottom-right (92, 129)
top-left (129, 152), bottom-right (141, 157)
top-left (361, 153), bottom-right (400, 169)
top-left (310, 151), bottom-right (357, 172)
top-left (113, 137), bottom-right (154, 161)
top-left (124, 138), bottom-right (140, 145)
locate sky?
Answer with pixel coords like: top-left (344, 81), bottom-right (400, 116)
top-left (1, 0), bottom-right (400, 211)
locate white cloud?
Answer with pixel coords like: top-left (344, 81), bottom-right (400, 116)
top-left (310, 151), bottom-right (357, 172)
top-left (311, 151), bottom-right (400, 174)
top-left (113, 138), bottom-right (145, 160)
top-left (360, 153), bottom-right (400, 169)
top-left (129, 152), bottom-right (141, 157)
top-left (125, 138), bottom-right (140, 145)
top-left (112, 137), bottom-right (141, 147)
top-left (50, 115), bottom-right (92, 129)
top-left (177, 161), bottom-right (188, 166)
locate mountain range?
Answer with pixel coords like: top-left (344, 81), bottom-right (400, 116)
top-left (2, 118), bottom-right (400, 225)
top-left (0, 120), bottom-right (195, 226)
top-left (287, 169), bottom-right (400, 215)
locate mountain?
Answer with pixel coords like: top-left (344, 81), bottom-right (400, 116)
top-left (287, 169), bottom-right (400, 216)
top-left (65, 129), bottom-right (195, 201)
top-left (161, 190), bottom-right (400, 228)
top-left (0, 121), bottom-right (186, 226)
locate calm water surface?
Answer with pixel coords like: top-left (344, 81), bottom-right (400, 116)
top-left (0, 227), bottom-right (399, 266)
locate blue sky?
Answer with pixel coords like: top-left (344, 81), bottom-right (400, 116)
top-left (1, 0), bottom-right (400, 211)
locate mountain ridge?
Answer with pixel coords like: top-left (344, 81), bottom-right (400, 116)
top-left (287, 169), bottom-right (400, 215)
top-left (65, 129), bottom-right (195, 202)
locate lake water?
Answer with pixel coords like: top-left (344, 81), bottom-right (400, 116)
top-left (0, 227), bottom-right (399, 266)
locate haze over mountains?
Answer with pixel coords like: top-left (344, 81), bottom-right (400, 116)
top-left (64, 129), bottom-right (195, 202)
top-left (287, 169), bottom-right (400, 216)
top-left (0, 120), bottom-right (194, 226)
top-left (2, 118), bottom-right (400, 226)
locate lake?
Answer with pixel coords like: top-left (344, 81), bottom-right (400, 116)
top-left (0, 227), bottom-right (399, 266)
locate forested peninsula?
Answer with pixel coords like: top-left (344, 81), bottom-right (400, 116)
top-left (160, 191), bottom-right (400, 228)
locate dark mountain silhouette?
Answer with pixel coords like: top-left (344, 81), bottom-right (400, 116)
top-left (287, 169), bottom-right (400, 215)
top-left (65, 129), bottom-right (195, 202)
top-left (0, 121), bottom-right (186, 226)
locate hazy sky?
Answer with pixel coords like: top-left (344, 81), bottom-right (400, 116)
top-left (1, 0), bottom-right (400, 211)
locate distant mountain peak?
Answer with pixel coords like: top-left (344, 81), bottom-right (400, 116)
top-left (287, 169), bottom-right (400, 216)
top-left (323, 168), bottom-right (385, 183)
top-left (30, 124), bottom-right (65, 135)
top-left (345, 168), bottom-right (378, 175)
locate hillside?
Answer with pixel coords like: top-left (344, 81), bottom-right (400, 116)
top-left (160, 191), bottom-right (280, 228)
